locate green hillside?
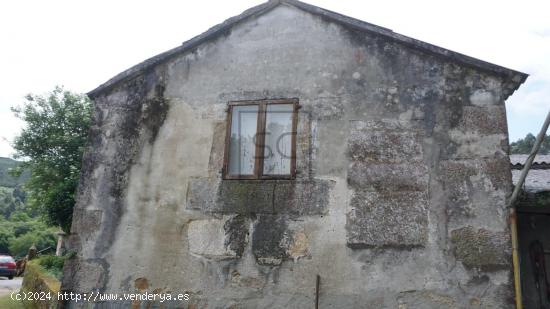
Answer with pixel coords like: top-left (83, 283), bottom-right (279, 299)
top-left (0, 157), bottom-right (29, 188)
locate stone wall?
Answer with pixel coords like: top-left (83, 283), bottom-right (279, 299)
top-left (22, 262), bottom-right (61, 309)
top-left (62, 4), bottom-right (521, 308)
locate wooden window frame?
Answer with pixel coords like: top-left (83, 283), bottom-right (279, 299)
top-left (223, 98), bottom-right (299, 180)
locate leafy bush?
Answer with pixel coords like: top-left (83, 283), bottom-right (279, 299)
top-left (35, 255), bottom-right (65, 279)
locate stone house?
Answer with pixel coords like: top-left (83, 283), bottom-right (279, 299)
top-left (510, 154), bottom-right (550, 309)
top-left (62, 0), bottom-right (528, 308)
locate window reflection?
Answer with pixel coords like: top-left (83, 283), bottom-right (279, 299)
top-left (228, 105), bottom-right (258, 175)
top-left (263, 104), bottom-right (293, 175)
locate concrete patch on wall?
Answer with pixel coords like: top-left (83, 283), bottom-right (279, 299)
top-left (315, 120), bottom-right (348, 177)
top-left (460, 275), bottom-right (513, 308)
top-left (230, 270), bottom-right (266, 290)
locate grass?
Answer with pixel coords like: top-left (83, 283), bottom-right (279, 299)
top-left (0, 294), bottom-right (25, 309)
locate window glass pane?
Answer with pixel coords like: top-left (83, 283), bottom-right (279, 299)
top-left (263, 104), bottom-right (294, 175)
top-left (228, 105), bottom-right (259, 175)
top-left (0, 256), bottom-right (13, 262)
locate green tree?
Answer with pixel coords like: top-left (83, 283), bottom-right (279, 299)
top-left (0, 222), bottom-right (12, 254)
top-left (8, 226), bottom-right (57, 258)
top-left (11, 87), bottom-right (92, 232)
top-left (510, 133), bottom-right (550, 154)
top-left (0, 216), bottom-right (57, 257)
top-left (0, 187), bottom-right (25, 219)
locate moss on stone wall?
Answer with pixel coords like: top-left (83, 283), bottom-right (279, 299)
top-left (21, 261), bottom-right (60, 309)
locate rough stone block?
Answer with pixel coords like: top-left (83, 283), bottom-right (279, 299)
top-left (63, 258), bottom-right (108, 293)
top-left (188, 217), bottom-right (248, 259)
top-left (346, 191), bottom-right (429, 248)
top-left (446, 183), bottom-right (474, 220)
top-left (450, 226), bottom-right (510, 270)
top-left (72, 208), bottom-right (103, 236)
top-left (445, 130), bottom-right (507, 160)
top-left (482, 156), bottom-right (513, 191)
top-left (224, 215), bottom-right (249, 257)
top-left (252, 215), bottom-right (288, 265)
top-left (458, 106), bottom-right (507, 135)
top-left (469, 89), bottom-right (498, 107)
top-left (439, 158), bottom-right (511, 227)
top-left (308, 96), bottom-right (345, 120)
top-left (397, 290), bottom-right (458, 309)
top-left (186, 178), bottom-right (218, 212)
top-left (187, 179), bottom-right (274, 214)
top-left (348, 121), bottom-right (423, 163)
top-left (348, 162), bottom-right (428, 191)
top-left (439, 156), bottom-right (512, 191)
top-left (188, 178), bottom-right (332, 216)
top-left (207, 121), bottom-right (227, 177)
top-left (218, 181), bottom-right (275, 214)
top-left (284, 231), bottom-right (309, 261)
top-left (438, 160), bottom-right (477, 185)
top-left (273, 180), bottom-right (333, 216)
top-left (295, 115), bottom-right (313, 180)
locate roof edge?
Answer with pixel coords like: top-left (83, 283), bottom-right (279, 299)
top-left (88, 0), bottom-right (528, 99)
top-left (283, 0), bottom-right (528, 98)
top-left (88, 0), bottom-right (279, 98)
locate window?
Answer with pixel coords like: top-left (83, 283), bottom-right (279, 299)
top-left (223, 99), bottom-right (298, 179)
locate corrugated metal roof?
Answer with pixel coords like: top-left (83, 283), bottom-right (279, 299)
top-left (509, 154), bottom-right (550, 165)
top-left (512, 169), bottom-right (550, 193)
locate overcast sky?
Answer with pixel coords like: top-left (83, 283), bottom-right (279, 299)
top-left (1, 0), bottom-right (549, 158)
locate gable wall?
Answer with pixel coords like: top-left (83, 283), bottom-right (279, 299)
top-left (63, 5), bottom-right (515, 308)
